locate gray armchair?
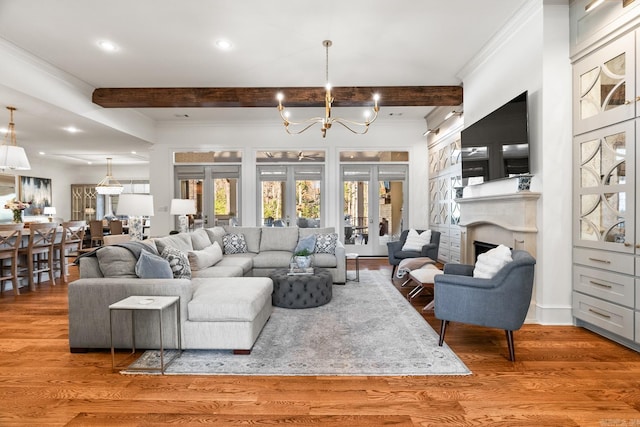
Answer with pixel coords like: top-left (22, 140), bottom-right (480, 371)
top-left (433, 250), bottom-right (536, 361)
top-left (386, 229), bottom-right (440, 278)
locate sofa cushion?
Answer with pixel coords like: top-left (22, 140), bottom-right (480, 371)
top-left (188, 277), bottom-right (273, 322)
top-left (216, 253), bottom-right (254, 275)
top-left (188, 241), bottom-right (223, 271)
top-left (190, 228), bottom-right (213, 250)
top-left (160, 247), bottom-right (192, 279)
top-left (191, 265), bottom-right (244, 278)
top-left (223, 233), bottom-right (248, 254)
top-left (154, 233), bottom-right (193, 254)
top-left (311, 252), bottom-right (338, 268)
top-left (204, 226), bottom-right (226, 248)
top-left (260, 226), bottom-right (298, 252)
top-left (315, 233), bottom-right (338, 254)
top-left (223, 226), bottom-right (261, 253)
top-left (402, 229), bottom-right (431, 252)
top-left (251, 251), bottom-right (293, 269)
top-left (294, 234), bottom-right (316, 254)
top-left (96, 246), bottom-right (137, 278)
top-left (135, 251), bottom-right (174, 279)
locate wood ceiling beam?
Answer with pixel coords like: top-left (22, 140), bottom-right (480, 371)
top-left (92, 86), bottom-right (463, 108)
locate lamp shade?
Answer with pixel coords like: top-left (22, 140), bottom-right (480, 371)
top-left (0, 145), bottom-right (31, 170)
top-left (170, 199), bottom-right (196, 215)
top-left (43, 206), bottom-right (56, 215)
top-left (116, 194), bottom-right (154, 217)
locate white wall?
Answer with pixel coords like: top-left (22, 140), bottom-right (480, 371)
top-left (150, 119), bottom-right (428, 237)
top-left (458, 0), bottom-right (573, 324)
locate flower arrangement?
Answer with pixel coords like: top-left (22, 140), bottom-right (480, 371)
top-left (4, 198), bottom-right (30, 223)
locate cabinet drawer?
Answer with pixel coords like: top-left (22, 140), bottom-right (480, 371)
top-left (572, 292), bottom-right (634, 340)
top-left (449, 250), bottom-right (461, 264)
top-left (450, 228), bottom-right (461, 239)
top-left (574, 247), bottom-right (634, 275)
top-left (440, 235), bottom-right (450, 246)
top-left (573, 265), bottom-right (634, 308)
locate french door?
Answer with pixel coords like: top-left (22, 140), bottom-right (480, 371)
top-left (341, 164), bottom-right (407, 256)
top-left (174, 165), bottom-right (241, 229)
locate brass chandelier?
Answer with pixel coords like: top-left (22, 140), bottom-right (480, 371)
top-left (276, 40), bottom-right (380, 138)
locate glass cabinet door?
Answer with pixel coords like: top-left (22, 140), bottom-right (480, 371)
top-left (573, 120), bottom-right (635, 253)
top-left (573, 32), bottom-right (635, 135)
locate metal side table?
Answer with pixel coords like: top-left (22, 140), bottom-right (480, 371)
top-left (109, 295), bottom-right (181, 374)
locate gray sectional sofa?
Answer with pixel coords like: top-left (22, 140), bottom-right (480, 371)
top-left (68, 225), bottom-right (345, 353)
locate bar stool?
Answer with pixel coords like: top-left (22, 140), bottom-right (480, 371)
top-left (19, 222), bottom-right (58, 291)
top-left (55, 220), bottom-right (86, 284)
top-left (0, 224), bottom-right (23, 295)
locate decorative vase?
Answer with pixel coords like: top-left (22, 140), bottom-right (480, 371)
top-left (12, 209), bottom-right (22, 223)
top-left (294, 256), bottom-right (312, 269)
top-left (517, 174), bottom-right (533, 192)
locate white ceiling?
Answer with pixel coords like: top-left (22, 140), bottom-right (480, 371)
top-left (0, 0), bottom-right (528, 166)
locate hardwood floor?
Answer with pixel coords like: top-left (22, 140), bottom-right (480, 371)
top-left (1, 258), bottom-right (640, 426)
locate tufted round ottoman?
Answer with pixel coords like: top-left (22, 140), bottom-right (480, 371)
top-left (269, 268), bottom-right (333, 309)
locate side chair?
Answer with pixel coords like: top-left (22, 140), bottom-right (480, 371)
top-left (387, 229), bottom-right (440, 278)
top-left (0, 224), bottom-right (23, 295)
top-left (434, 249), bottom-right (536, 361)
top-left (89, 220), bottom-right (104, 247)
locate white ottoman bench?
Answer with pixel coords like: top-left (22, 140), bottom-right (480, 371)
top-left (184, 277), bottom-right (274, 353)
top-left (407, 264), bottom-right (443, 311)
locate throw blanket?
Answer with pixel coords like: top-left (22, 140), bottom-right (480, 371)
top-left (396, 257), bottom-right (435, 279)
top-left (73, 241), bottom-right (159, 265)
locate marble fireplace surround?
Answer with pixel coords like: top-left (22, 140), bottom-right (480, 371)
top-left (457, 192), bottom-right (541, 265)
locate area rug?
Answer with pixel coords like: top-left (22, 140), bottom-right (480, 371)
top-left (123, 269), bottom-right (471, 376)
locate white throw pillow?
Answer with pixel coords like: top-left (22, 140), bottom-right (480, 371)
top-left (188, 241), bottom-right (223, 271)
top-left (473, 244), bottom-right (513, 279)
top-left (401, 229), bottom-right (432, 252)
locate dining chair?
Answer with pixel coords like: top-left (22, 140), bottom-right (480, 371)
top-left (89, 220), bottom-right (104, 247)
top-left (109, 219), bottom-right (123, 235)
top-left (0, 224), bottom-right (23, 295)
top-left (18, 222), bottom-right (58, 291)
top-left (55, 220), bottom-right (86, 284)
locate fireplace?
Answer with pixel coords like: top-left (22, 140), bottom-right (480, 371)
top-left (457, 192), bottom-right (539, 264)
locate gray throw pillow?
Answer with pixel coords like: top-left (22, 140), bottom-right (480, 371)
top-left (160, 246), bottom-right (192, 279)
top-left (96, 246), bottom-right (137, 278)
top-left (135, 251), bottom-right (173, 279)
top-left (295, 234), bottom-right (316, 254)
top-left (223, 233), bottom-right (248, 254)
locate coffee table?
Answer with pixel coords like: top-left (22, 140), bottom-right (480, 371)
top-left (269, 268), bottom-right (332, 308)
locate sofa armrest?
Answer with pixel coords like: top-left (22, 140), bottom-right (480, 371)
top-left (68, 278), bottom-right (194, 350)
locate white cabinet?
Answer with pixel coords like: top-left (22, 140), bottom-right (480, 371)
top-left (572, 23), bottom-right (640, 352)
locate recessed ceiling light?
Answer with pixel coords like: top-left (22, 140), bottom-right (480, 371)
top-left (131, 151), bottom-right (137, 154)
top-left (0, 127), bottom-right (7, 133)
top-left (215, 39), bottom-right (232, 50)
top-left (39, 151), bottom-right (45, 155)
top-left (64, 126), bottom-right (79, 133)
top-left (97, 40), bottom-right (118, 52)
top-left (87, 161), bottom-right (92, 165)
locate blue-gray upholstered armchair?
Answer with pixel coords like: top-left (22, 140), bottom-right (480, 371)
top-left (387, 229), bottom-right (440, 278)
top-left (433, 250), bottom-right (536, 361)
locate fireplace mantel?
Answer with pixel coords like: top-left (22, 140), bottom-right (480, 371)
top-left (457, 192), bottom-right (540, 264)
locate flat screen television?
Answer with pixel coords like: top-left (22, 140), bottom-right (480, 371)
top-left (460, 91), bottom-right (530, 186)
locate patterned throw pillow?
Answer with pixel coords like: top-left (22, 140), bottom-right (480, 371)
top-left (223, 233), bottom-right (248, 254)
top-left (314, 233), bottom-right (338, 254)
top-left (160, 246), bottom-right (192, 279)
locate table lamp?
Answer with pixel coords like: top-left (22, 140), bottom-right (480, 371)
top-left (116, 194), bottom-right (154, 241)
top-left (43, 206), bottom-right (56, 222)
top-left (170, 199), bottom-right (196, 233)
